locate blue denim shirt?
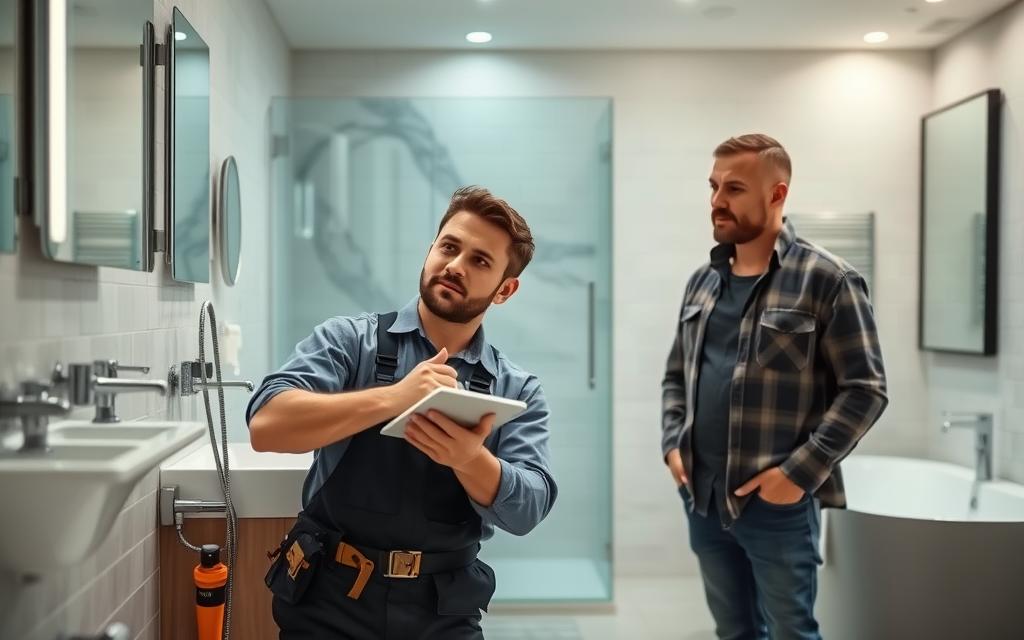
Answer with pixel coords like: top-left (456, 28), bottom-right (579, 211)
top-left (246, 297), bottom-right (557, 539)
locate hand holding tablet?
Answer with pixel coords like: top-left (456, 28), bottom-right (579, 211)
top-left (380, 387), bottom-right (527, 438)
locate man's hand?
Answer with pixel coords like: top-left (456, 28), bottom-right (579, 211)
top-left (734, 467), bottom-right (805, 505)
top-left (389, 349), bottom-right (458, 411)
top-left (666, 448), bottom-right (688, 487)
top-left (404, 410), bottom-right (496, 472)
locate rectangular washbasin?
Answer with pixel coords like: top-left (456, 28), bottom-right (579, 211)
top-left (0, 444), bottom-right (135, 464)
top-left (161, 441), bottom-right (312, 517)
top-left (50, 425), bottom-right (173, 440)
top-left (0, 420), bottom-right (205, 573)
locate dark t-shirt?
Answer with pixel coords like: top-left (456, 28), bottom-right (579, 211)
top-left (692, 271), bottom-right (760, 519)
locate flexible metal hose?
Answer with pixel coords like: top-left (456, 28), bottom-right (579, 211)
top-left (175, 301), bottom-right (238, 640)
top-left (198, 301), bottom-right (238, 640)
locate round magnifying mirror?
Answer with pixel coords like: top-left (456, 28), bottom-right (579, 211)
top-left (216, 156), bottom-right (242, 285)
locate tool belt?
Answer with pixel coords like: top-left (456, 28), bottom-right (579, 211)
top-left (265, 516), bottom-right (478, 603)
top-left (331, 540), bottom-right (478, 599)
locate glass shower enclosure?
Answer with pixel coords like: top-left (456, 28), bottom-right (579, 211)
top-left (269, 97), bottom-right (613, 603)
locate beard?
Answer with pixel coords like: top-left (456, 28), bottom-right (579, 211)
top-left (419, 269), bottom-right (500, 324)
top-left (712, 208), bottom-right (764, 245)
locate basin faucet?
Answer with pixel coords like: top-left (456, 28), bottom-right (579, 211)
top-left (169, 361), bottom-right (254, 396)
top-left (52, 362), bottom-right (168, 422)
top-left (89, 360), bottom-right (155, 423)
top-left (941, 411), bottom-right (993, 509)
top-left (0, 380), bottom-right (71, 452)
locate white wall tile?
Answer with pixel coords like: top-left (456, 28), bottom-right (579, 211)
top-left (0, 0), bottom-right (289, 637)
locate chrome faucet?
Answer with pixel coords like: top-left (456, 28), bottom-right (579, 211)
top-left (169, 360), bottom-right (254, 396)
top-left (0, 380), bottom-right (71, 452)
top-left (941, 411), bottom-right (993, 509)
top-left (88, 360), bottom-right (156, 423)
top-left (52, 362), bottom-right (168, 420)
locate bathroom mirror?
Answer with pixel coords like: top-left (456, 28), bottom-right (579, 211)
top-left (33, 0), bottom-right (156, 269)
top-left (0, 0), bottom-right (17, 253)
top-left (166, 7), bottom-right (210, 283)
top-left (920, 89), bottom-right (1001, 355)
top-left (216, 156), bottom-right (241, 285)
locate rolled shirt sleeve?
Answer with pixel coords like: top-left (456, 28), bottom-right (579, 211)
top-left (470, 376), bottom-right (557, 537)
top-left (246, 316), bottom-right (364, 425)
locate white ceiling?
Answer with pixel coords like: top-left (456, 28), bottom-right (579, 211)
top-left (264, 0), bottom-right (1018, 51)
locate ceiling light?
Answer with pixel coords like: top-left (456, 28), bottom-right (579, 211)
top-left (466, 31), bottom-right (493, 44)
top-left (925, 0), bottom-right (944, 3)
top-left (863, 31), bottom-right (890, 44)
top-left (175, 31), bottom-right (187, 41)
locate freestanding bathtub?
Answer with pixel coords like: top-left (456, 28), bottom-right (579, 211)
top-left (817, 455), bottom-right (1024, 640)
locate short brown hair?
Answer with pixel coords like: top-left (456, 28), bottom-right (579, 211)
top-left (437, 186), bottom-right (535, 278)
top-left (714, 134), bottom-right (792, 183)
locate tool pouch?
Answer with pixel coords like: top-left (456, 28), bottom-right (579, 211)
top-left (265, 527), bottom-right (324, 606)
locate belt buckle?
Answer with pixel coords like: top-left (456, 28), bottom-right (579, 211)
top-left (385, 550), bottom-right (422, 578)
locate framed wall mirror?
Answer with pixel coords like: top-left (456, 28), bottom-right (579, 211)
top-left (33, 0), bottom-right (156, 270)
top-left (216, 155), bottom-right (241, 285)
top-left (0, 0), bottom-right (17, 254)
top-left (166, 7), bottom-right (210, 284)
top-left (920, 89), bottom-right (1001, 355)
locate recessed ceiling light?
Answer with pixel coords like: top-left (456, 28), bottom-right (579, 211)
top-left (174, 31), bottom-right (187, 41)
top-left (466, 31), bottom-right (493, 44)
top-left (863, 31), bottom-right (890, 44)
top-left (925, 0), bottom-right (944, 4)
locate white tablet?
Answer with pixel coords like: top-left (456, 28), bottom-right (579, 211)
top-left (380, 386), bottom-right (527, 439)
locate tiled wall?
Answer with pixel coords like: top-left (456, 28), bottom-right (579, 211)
top-left (927, 0), bottom-right (1024, 483)
top-left (0, 0), bottom-right (288, 637)
top-left (291, 48), bottom-right (935, 576)
top-left (3, 3), bottom-right (1017, 635)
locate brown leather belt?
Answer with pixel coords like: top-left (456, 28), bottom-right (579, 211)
top-left (331, 540), bottom-right (478, 600)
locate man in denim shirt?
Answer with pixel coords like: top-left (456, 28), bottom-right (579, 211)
top-left (662, 135), bottom-right (888, 639)
top-left (248, 186), bottom-right (556, 639)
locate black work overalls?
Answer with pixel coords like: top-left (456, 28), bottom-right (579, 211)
top-left (267, 312), bottom-right (497, 639)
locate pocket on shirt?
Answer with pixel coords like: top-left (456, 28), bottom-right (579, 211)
top-left (679, 304), bottom-right (703, 352)
top-left (755, 308), bottom-right (816, 372)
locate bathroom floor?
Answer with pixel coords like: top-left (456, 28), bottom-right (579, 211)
top-left (484, 576), bottom-right (716, 640)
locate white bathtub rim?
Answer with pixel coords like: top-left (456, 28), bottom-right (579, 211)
top-left (837, 454), bottom-right (1024, 524)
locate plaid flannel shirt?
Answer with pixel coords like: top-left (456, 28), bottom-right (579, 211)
top-left (661, 218), bottom-right (888, 524)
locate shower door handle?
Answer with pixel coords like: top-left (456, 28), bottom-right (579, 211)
top-left (587, 281), bottom-right (595, 390)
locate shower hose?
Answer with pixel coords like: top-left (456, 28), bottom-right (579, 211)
top-left (174, 300), bottom-right (239, 640)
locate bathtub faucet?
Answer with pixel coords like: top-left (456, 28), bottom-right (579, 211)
top-left (940, 411), bottom-right (993, 509)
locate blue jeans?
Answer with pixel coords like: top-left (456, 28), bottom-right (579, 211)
top-left (682, 486), bottom-right (823, 640)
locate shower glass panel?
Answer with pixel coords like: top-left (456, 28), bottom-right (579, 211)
top-left (269, 97), bottom-right (613, 603)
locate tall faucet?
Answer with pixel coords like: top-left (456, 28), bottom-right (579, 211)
top-left (0, 381), bottom-right (72, 452)
top-left (53, 362), bottom-right (168, 419)
top-left (89, 360), bottom-right (158, 423)
top-left (941, 411), bottom-right (993, 510)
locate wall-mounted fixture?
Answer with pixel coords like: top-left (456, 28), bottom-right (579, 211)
top-left (0, 0), bottom-right (21, 255)
top-left (920, 89), bottom-right (1001, 355)
top-left (216, 156), bottom-right (242, 285)
top-left (165, 6), bottom-right (211, 283)
top-left (31, 0), bottom-right (159, 270)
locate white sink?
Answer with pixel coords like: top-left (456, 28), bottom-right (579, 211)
top-left (0, 419), bottom-right (204, 573)
top-left (161, 442), bottom-right (311, 518)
